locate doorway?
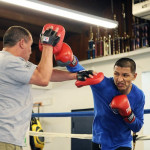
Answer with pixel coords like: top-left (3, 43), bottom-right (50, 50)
top-left (71, 108), bottom-right (94, 150)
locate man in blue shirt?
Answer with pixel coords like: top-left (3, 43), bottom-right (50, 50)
top-left (55, 44), bottom-right (145, 150)
top-left (72, 58), bottom-right (144, 150)
top-left (90, 58), bottom-right (145, 150)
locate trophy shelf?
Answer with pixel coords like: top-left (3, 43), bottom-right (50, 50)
top-left (79, 47), bottom-right (150, 66)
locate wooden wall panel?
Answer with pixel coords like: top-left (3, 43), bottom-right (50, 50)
top-left (0, 0), bottom-right (133, 63)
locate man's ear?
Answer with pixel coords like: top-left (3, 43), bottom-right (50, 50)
top-left (133, 73), bottom-right (137, 81)
top-left (19, 39), bottom-right (25, 49)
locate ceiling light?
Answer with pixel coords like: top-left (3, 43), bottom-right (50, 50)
top-left (1, 0), bottom-right (118, 29)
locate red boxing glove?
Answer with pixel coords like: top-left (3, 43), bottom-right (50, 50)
top-left (54, 42), bottom-right (77, 67)
top-left (39, 23), bottom-right (65, 54)
top-left (110, 95), bottom-right (135, 123)
top-left (75, 72), bottom-right (104, 88)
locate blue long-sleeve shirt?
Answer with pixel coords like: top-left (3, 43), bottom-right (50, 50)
top-left (91, 77), bottom-right (145, 150)
top-left (67, 64), bottom-right (145, 150)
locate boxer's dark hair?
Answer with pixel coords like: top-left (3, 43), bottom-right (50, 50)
top-left (3, 26), bottom-right (31, 47)
top-left (114, 57), bottom-right (136, 73)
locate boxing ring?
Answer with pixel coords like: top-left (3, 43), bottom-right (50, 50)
top-left (28, 109), bottom-right (150, 150)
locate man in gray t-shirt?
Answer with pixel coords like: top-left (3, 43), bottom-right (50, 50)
top-left (0, 25), bottom-right (78, 150)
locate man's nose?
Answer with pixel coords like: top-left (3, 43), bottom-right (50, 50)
top-left (117, 75), bottom-right (124, 81)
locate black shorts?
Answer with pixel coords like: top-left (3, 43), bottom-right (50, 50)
top-left (92, 142), bottom-right (131, 150)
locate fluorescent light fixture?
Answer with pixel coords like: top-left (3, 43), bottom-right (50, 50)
top-left (1, 0), bottom-right (118, 29)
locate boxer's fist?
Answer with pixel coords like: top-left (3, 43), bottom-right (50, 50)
top-left (75, 71), bottom-right (104, 87)
top-left (54, 42), bottom-right (77, 67)
top-left (110, 95), bottom-right (135, 123)
top-left (39, 23), bottom-right (65, 54)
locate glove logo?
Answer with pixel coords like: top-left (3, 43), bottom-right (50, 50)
top-left (71, 57), bottom-right (77, 66)
top-left (128, 112), bottom-right (135, 122)
top-left (43, 36), bottom-right (49, 42)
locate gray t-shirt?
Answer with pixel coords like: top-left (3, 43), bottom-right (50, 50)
top-left (0, 50), bottom-right (37, 146)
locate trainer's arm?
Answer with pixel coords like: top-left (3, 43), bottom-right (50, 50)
top-left (50, 69), bottom-right (77, 82)
top-left (29, 23), bottom-right (64, 86)
top-left (29, 45), bottom-right (53, 86)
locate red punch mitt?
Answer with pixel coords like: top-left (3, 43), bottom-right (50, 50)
top-left (39, 23), bottom-right (65, 54)
top-left (75, 72), bottom-right (104, 88)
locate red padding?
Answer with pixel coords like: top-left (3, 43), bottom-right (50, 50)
top-left (75, 72), bottom-right (104, 88)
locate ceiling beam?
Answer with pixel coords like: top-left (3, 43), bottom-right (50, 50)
top-left (0, 2), bottom-right (89, 35)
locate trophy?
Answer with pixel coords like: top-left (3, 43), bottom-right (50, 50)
top-left (87, 26), bottom-right (94, 59)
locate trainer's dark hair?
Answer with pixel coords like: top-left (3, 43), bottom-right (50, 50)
top-left (114, 57), bottom-right (136, 73)
top-left (3, 26), bottom-right (31, 47)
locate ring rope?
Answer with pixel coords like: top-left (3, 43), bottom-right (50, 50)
top-left (32, 111), bottom-right (94, 118)
top-left (28, 131), bottom-right (150, 141)
top-left (136, 135), bottom-right (150, 141)
top-left (30, 109), bottom-right (150, 142)
top-left (32, 109), bottom-right (150, 118)
top-left (29, 131), bottom-right (92, 139)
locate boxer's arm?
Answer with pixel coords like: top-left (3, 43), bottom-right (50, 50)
top-left (66, 60), bottom-right (85, 73)
top-left (125, 95), bottom-right (145, 132)
top-left (54, 42), bottom-right (102, 87)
